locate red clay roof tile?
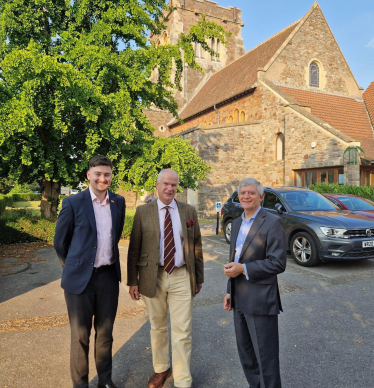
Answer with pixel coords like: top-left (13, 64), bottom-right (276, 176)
top-left (279, 86), bottom-right (374, 159)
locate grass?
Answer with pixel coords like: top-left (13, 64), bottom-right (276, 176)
top-left (11, 201), bottom-right (40, 209)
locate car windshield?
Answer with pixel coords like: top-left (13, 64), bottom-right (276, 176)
top-left (279, 191), bottom-right (337, 211)
top-left (337, 196), bottom-right (374, 211)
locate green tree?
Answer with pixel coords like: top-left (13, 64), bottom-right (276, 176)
top-left (0, 0), bottom-right (229, 217)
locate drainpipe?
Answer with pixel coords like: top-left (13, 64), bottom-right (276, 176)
top-left (283, 117), bottom-right (286, 186)
top-left (184, 62), bottom-right (188, 103)
top-left (214, 104), bottom-right (220, 124)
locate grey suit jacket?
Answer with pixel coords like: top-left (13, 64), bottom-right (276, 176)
top-left (127, 199), bottom-right (203, 298)
top-left (228, 207), bottom-right (287, 315)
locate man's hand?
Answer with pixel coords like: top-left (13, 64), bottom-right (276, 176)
top-left (195, 283), bottom-right (202, 295)
top-left (223, 294), bottom-right (232, 311)
top-left (224, 262), bottom-right (244, 278)
top-left (129, 286), bottom-right (141, 301)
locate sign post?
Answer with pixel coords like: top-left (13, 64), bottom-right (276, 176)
top-left (215, 202), bottom-right (222, 235)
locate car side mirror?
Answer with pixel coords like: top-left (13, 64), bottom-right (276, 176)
top-left (275, 203), bottom-right (286, 214)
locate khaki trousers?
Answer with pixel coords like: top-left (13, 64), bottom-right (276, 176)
top-left (143, 265), bottom-right (193, 388)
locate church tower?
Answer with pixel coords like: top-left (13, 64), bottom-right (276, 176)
top-left (145, 0), bottom-right (245, 137)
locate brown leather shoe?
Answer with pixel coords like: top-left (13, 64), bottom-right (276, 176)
top-left (147, 368), bottom-right (171, 388)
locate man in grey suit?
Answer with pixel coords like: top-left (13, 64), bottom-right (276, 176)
top-left (223, 178), bottom-right (286, 388)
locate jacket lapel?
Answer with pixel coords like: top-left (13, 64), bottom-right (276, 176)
top-left (81, 188), bottom-right (97, 235)
top-left (150, 200), bottom-right (160, 243)
top-left (230, 218), bottom-right (241, 262)
top-left (239, 208), bottom-right (266, 260)
top-left (109, 191), bottom-right (117, 242)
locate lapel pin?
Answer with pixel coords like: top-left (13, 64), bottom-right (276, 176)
top-left (111, 200), bottom-right (114, 203)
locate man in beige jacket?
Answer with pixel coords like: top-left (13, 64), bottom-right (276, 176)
top-left (127, 169), bottom-right (203, 388)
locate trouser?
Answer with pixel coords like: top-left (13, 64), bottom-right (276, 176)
top-left (64, 264), bottom-right (119, 388)
top-left (143, 265), bottom-right (193, 388)
top-left (234, 306), bottom-right (281, 388)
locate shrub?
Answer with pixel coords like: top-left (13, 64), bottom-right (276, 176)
top-left (122, 214), bottom-right (134, 239)
top-left (9, 184), bottom-right (34, 194)
top-left (0, 195), bottom-right (6, 217)
top-left (12, 193), bottom-right (42, 201)
top-left (309, 183), bottom-right (374, 200)
top-left (0, 217), bottom-right (56, 244)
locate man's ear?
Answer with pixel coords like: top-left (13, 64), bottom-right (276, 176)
top-left (86, 170), bottom-right (90, 181)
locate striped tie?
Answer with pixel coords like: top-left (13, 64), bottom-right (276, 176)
top-left (163, 206), bottom-right (176, 274)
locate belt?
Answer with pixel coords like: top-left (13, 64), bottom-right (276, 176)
top-left (94, 263), bottom-right (115, 273)
top-left (158, 264), bottom-right (186, 269)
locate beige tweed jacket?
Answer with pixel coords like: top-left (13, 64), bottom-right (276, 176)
top-left (127, 199), bottom-right (203, 298)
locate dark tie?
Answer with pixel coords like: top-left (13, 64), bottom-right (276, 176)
top-left (163, 206), bottom-right (176, 274)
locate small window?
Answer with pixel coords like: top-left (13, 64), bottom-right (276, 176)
top-left (309, 61), bottom-right (319, 88)
top-left (194, 42), bottom-right (199, 57)
top-left (228, 115), bottom-right (233, 123)
top-left (276, 133), bottom-right (284, 161)
top-left (162, 32), bottom-right (168, 45)
top-left (216, 39), bottom-right (220, 61)
top-left (211, 38), bottom-right (215, 61)
top-left (240, 111), bottom-right (245, 122)
top-left (234, 109), bottom-right (239, 123)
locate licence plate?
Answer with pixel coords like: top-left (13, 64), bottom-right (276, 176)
top-left (362, 241), bottom-right (374, 248)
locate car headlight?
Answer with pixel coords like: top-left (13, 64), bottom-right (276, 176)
top-left (320, 227), bottom-right (348, 239)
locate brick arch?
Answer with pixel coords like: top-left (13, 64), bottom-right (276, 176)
top-left (276, 132), bottom-right (285, 160)
top-left (233, 109), bottom-right (239, 122)
top-left (240, 110), bottom-right (246, 122)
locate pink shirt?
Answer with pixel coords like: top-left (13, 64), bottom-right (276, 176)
top-left (89, 187), bottom-right (113, 267)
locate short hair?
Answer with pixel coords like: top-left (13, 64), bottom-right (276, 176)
top-left (157, 169), bottom-right (179, 183)
top-left (89, 155), bottom-right (113, 169)
top-left (238, 178), bottom-right (264, 196)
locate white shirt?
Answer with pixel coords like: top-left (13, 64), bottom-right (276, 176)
top-left (89, 186), bottom-right (113, 267)
top-left (157, 198), bottom-right (184, 267)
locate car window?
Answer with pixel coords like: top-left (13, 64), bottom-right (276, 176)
top-left (232, 193), bottom-right (239, 203)
top-left (263, 192), bottom-right (283, 210)
top-left (279, 191), bottom-right (337, 211)
top-left (339, 196), bottom-right (374, 211)
top-left (326, 197), bottom-right (343, 209)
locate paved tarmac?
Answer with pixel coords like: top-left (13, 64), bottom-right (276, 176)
top-left (1, 224), bottom-right (374, 387)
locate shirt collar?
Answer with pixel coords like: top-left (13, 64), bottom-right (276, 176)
top-left (157, 198), bottom-right (177, 210)
top-left (89, 186), bottom-right (109, 204)
top-left (241, 206), bottom-right (262, 222)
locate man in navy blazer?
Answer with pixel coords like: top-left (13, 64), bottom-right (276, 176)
top-left (223, 178), bottom-right (286, 388)
top-left (54, 155), bottom-right (125, 388)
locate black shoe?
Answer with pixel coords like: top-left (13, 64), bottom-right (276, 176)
top-left (98, 382), bottom-right (117, 388)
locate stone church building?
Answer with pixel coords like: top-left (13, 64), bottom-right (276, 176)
top-left (133, 0), bottom-right (374, 216)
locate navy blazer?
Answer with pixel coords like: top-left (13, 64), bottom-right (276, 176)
top-left (227, 208), bottom-right (287, 315)
top-left (54, 189), bottom-right (126, 294)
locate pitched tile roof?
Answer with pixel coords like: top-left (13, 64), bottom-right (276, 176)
top-left (363, 82), bottom-right (374, 127)
top-left (175, 21), bottom-right (300, 122)
top-left (278, 85), bottom-right (374, 160)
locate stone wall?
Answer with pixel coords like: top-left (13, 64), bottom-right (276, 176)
top-left (179, 82), bottom-right (355, 216)
top-left (266, 6), bottom-right (361, 97)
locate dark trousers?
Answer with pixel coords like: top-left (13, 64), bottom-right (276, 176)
top-left (64, 265), bottom-right (119, 388)
top-left (234, 306), bottom-right (281, 388)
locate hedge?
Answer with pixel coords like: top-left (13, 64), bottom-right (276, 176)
top-left (0, 212), bottom-right (135, 245)
top-left (309, 183), bottom-right (374, 200)
top-left (11, 193), bottom-right (41, 201)
top-left (0, 194), bottom-right (14, 218)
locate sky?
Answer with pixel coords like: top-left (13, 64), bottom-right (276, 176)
top-left (214, 0), bottom-right (374, 90)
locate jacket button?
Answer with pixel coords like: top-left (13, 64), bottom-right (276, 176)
top-left (90, 262), bottom-right (94, 265)
top-left (94, 246), bottom-right (97, 249)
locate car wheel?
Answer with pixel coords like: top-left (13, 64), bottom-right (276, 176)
top-left (224, 220), bottom-right (232, 244)
top-left (291, 232), bottom-right (321, 267)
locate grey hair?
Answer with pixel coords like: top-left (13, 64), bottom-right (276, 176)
top-left (157, 169), bottom-right (179, 183)
top-left (238, 178), bottom-right (264, 196)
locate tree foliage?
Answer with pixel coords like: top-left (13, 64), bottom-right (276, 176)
top-left (0, 0), bottom-right (230, 216)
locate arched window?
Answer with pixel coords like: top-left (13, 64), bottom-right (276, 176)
top-left (162, 32), bottom-right (168, 45)
top-left (234, 109), bottom-right (239, 123)
top-left (194, 42), bottom-right (199, 57)
top-left (203, 121), bottom-right (207, 125)
top-left (211, 38), bottom-right (215, 61)
top-left (276, 133), bottom-right (285, 160)
top-left (156, 39), bottom-right (161, 46)
top-left (309, 61), bottom-right (319, 88)
top-left (216, 39), bottom-right (220, 61)
top-left (240, 111), bottom-right (245, 122)
top-left (228, 115), bottom-right (233, 123)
